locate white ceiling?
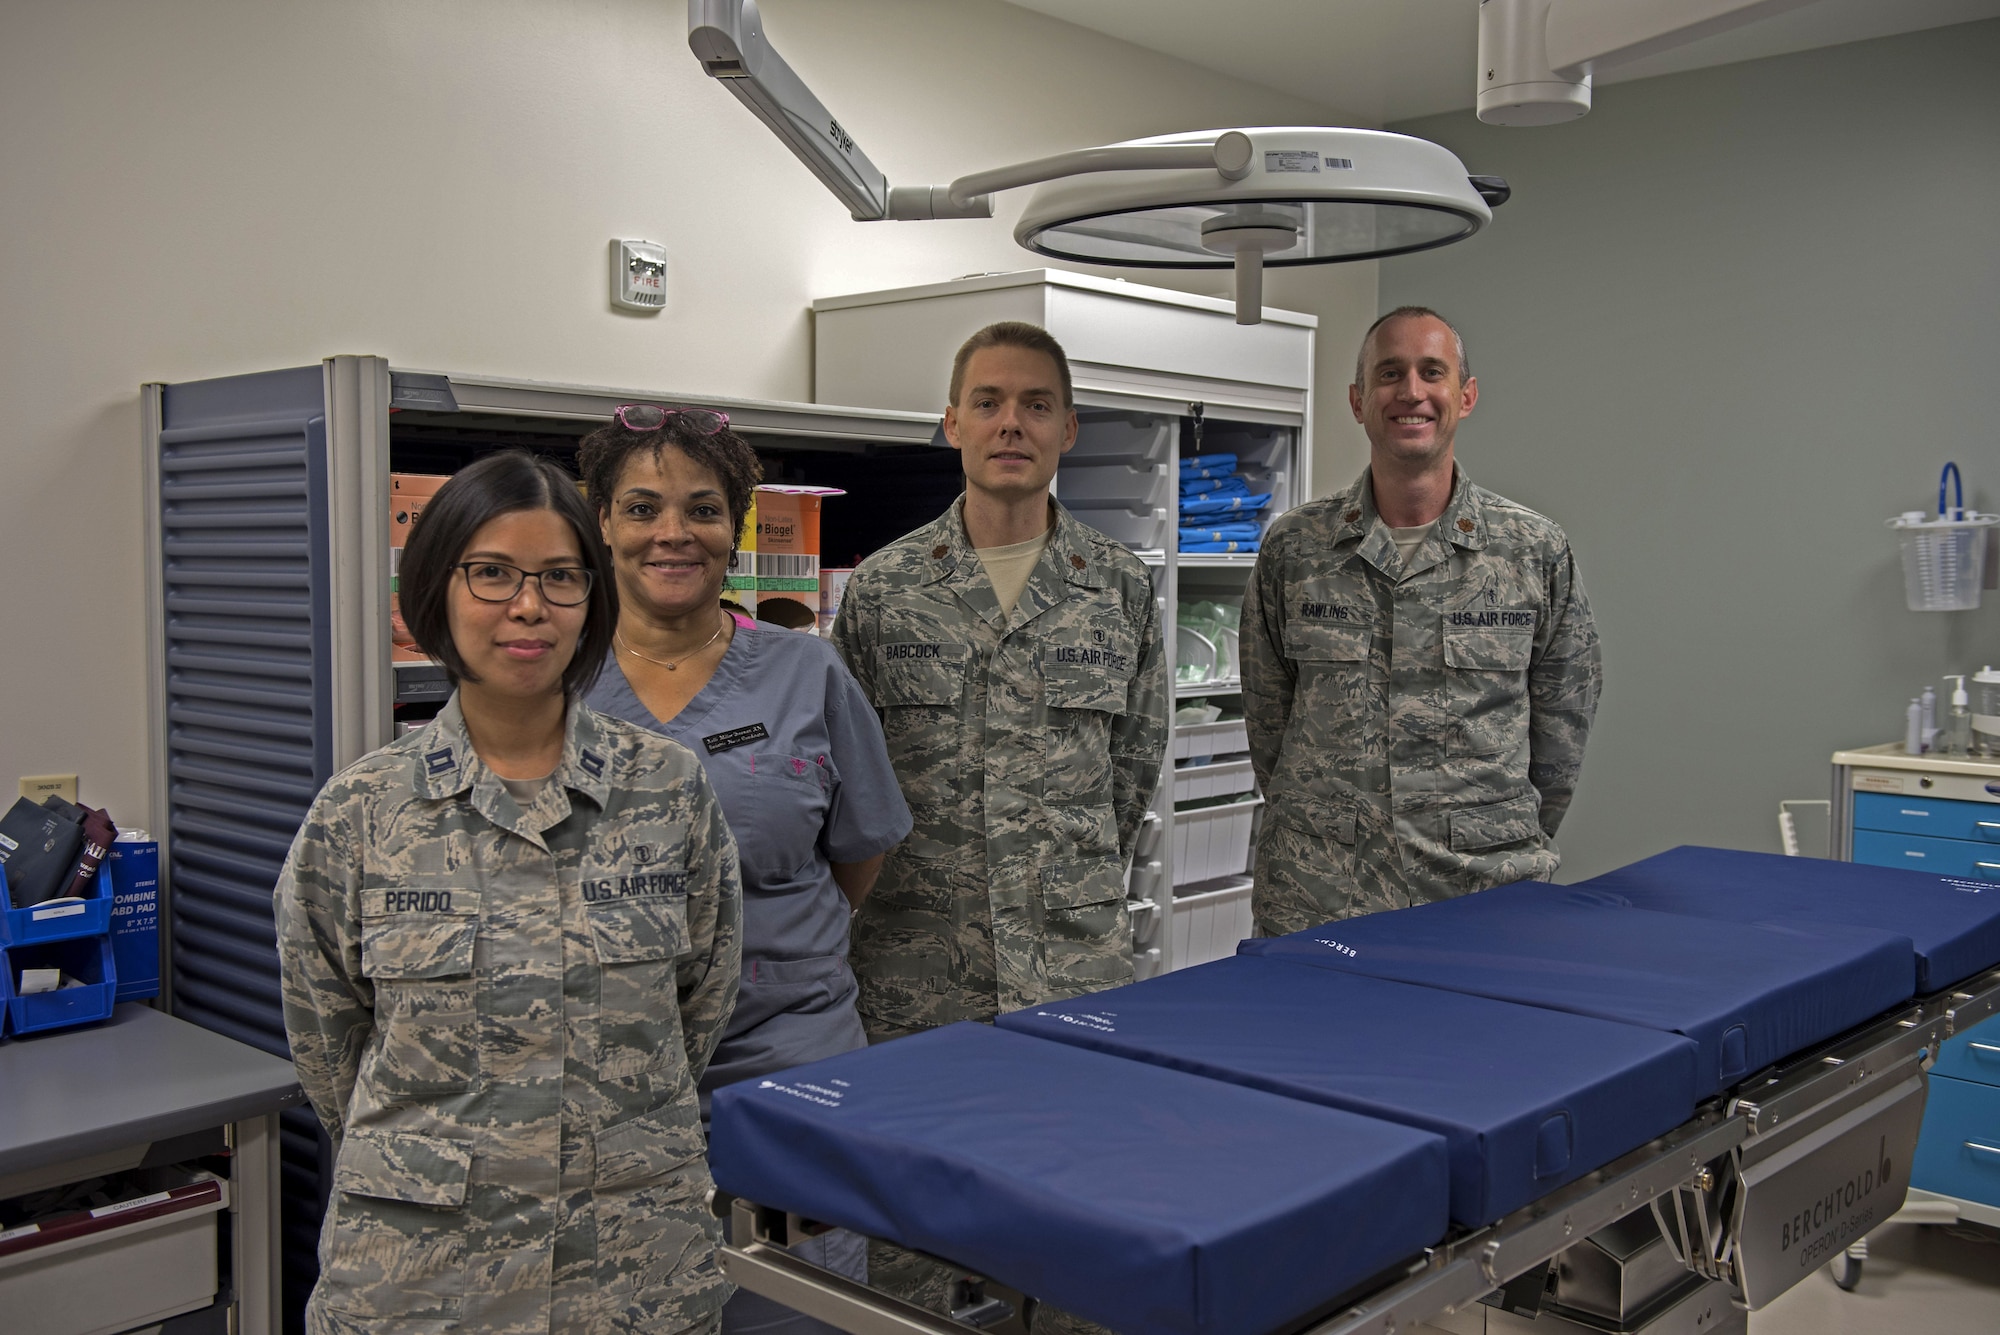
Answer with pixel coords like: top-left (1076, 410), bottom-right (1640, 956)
top-left (1002, 0), bottom-right (2000, 125)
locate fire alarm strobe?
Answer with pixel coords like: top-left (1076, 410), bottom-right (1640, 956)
top-left (612, 239), bottom-right (667, 311)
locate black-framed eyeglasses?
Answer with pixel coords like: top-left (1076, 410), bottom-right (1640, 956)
top-left (613, 404), bottom-right (730, 435)
top-left (455, 562), bottom-right (595, 606)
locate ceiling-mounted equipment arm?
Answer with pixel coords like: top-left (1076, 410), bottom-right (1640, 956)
top-left (688, 0), bottom-right (990, 221)
top-left (1478, 0), bottom-right (1823, 126)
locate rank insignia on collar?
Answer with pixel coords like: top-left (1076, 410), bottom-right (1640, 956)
top-left (424, 749), bottom-right (456, 776)
top-left (579, 750), bottom-right (605, 778)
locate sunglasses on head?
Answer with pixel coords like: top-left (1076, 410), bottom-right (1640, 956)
top-left (613, 404), bottom-right (730, 435)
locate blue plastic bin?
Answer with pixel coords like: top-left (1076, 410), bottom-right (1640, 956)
top-left (3, 933), bottom-right (118, 1037)
top-left (0, 862), bottom-right (114, 946)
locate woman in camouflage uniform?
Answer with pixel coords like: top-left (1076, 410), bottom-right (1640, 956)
top-left (275, 450), bottom-right (743, 1335)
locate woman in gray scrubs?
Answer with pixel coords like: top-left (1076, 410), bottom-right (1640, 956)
top-left (577, 406), bottom-right (911, 1335)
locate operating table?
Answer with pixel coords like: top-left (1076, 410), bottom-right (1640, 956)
top-left (706, 848), bottom-right (2000, 1335)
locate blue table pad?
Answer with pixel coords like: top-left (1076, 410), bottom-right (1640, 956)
top-left (1578, 845), bottom-right (2000, 994)
top-left (1240, 884), bottom-right (1916, 1096)
top-left (998, 956), bottom-right (1699, 1228)
top-left (709, 1023), bottom-right (1450, 1335)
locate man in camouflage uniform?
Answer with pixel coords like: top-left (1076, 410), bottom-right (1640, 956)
top-left (831, 321), bottom-right (1168, 1041)
top-left (832, 322), bottom-right (1167, 1335)
top-left (1242, 306), bottom-right (1600, 937)
top-left (275, 694), bottom-right (742, 1335)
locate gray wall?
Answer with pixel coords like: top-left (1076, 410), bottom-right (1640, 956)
top-left (1380, 21), bottom-right (2000, 879)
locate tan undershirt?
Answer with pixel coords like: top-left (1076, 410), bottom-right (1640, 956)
top-left (976, 530), bottom-right (1052, 617)
top-left (1389, 523), bottom-right (1432, 568)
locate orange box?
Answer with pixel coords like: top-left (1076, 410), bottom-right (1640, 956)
top-left (391, 473), bottom-right (451, 549)
top-left (391, 473), bottom-right (451, 663)
top-left (754, 485), bottom-right (843, 592)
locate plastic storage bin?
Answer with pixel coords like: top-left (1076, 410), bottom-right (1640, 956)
top-left (3, 934), bottom-right (117, 1037)
top-left (0, 1167), bottom-right (227, 1335)
top-left (0, 865), bottom-right (112, 947)
top-left (1173, 718), bottom-right (1251, 764)
top-left (1172, 796), bottom-right (1262, 886)
top-left (1065, 501), bottom-right (1170, 551)
top-left (1172, 878), bottom-right (1255, 968)
top-left (1173, 758), bottom-right (1256, 804)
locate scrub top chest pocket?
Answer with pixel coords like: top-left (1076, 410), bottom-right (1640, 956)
top-left (358, 887), bottom-right (482, 1098)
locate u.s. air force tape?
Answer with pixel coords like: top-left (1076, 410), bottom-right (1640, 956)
top-left (704, 722), bottom-right (769, 754)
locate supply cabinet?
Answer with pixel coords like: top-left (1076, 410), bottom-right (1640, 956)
top-left (814, 269), bottom-right (1317, 974)
top-left (1832, 743), bottom-right (2000, 1228)
top-left (142, 360), bottom-right (944, 1328)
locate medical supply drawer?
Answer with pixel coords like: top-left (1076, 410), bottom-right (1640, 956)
top-left (1932, 1011), bottom-right (2000, 1087)
top-left (1850, 830), bottom-right (2000, 878)
top-left (1910, 1074), bottom-right (2000, 1210)
top-left (0, 1166), bottom-right (228, 1335)
top-left (1852, 792), bottom-right (2000, 842)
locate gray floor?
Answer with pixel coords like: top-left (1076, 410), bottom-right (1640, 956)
top-left (1749, 1220), bottom-right (2000, 1335)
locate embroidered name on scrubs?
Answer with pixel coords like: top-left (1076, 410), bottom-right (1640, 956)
top-left (424, 748), bottom-right (456, 775)
top-left (1050, 644), bottom-right (1131, 672)
top-left (379, 889), bottom-right (457, 913)
top-left (883, 643), bottom-right (949, 661)
top-left (703, 722), bottom-right (770, 755)
top-left (1299, 601), bottom-right (1362, 622)
top-left (1447, 610), bottom-right (1536, 628)
top-left (582, 870), bottom-right (690, 902)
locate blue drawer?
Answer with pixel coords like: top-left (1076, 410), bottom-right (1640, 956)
top-left (1933, 1011), bottom-right (2000, 1089)
top-left (1852, 830), bottom-right (2000, 879)
top-left (1911, 1074), bottom-right (2000, 1209)
top-left (1853, 792), bottom-right (2000, 842)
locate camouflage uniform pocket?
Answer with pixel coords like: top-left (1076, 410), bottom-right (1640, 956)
top-left (358, 890), bottom-right (481, 1099)
top-left (1040, 665), bottom-right (1127, 810)
top-left (1448, 792), bottom-right (1542, 852)
top-left (1037, 856), bottom-right (1132, 998)
top-left (320, 1129), bottom-right (471, 1321)
top-left (593, 1114), bottom-right (727, 1311)
top-left (588, 897), bottom-right (692, 1079)
top-left (1443, 628), bottom-right (1533, 757)
top-left (876, 647), bottom-right (970, 859)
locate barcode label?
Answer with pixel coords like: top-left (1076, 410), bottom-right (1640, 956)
top-left (756, 553), bottom-right (819, 580)
top-left (1325, 157), bottom-right (1354, 169)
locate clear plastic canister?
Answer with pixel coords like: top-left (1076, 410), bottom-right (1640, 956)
top-left (1973, 666), bottom-right (2000, 753)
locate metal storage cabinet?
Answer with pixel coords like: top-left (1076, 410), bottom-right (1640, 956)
top-left (1832, 742), bottom-right (2000, 1229)
top-left (814, 271), bottom-right (1317, 974)
top-left (142, 358), bottom-right (942, 1330)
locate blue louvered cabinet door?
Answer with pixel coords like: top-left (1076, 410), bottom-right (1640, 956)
top-left (146, 361), bottom-right (384, 1335)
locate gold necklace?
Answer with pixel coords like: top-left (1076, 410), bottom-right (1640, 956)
top-left (617, 609), bottom-right (729, 672)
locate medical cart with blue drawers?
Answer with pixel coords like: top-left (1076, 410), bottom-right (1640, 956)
top-left (1833, 744), bottom-right (2000, 1249)
top-left (706, 841), bottom-right (2000, 1335)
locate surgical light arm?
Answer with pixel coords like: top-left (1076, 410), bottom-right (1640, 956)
top-left (687, 0), bottom-right (1251, 223)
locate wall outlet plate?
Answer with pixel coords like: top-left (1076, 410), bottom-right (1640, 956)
top-left (20, 774), bottom-right (78, 804)
top-left (612, 239), bottom-right (667, 311)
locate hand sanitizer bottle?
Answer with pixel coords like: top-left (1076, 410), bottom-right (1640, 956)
top-left (1906, 698), bottom-right (1924, 755)
top-left (1942, 676), bottom-right (1972, 756)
